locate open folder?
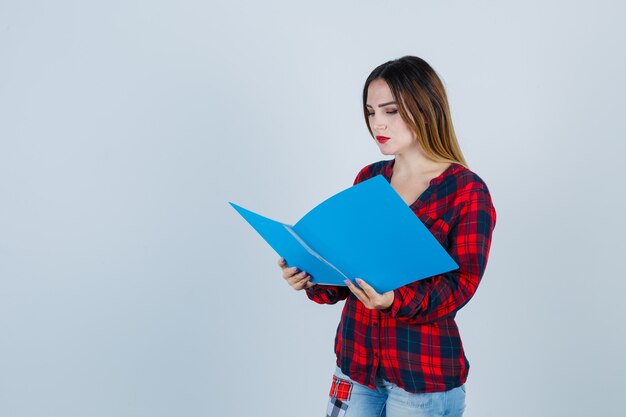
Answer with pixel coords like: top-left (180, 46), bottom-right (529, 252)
top-left (229, 175), bottom-right (458, 293)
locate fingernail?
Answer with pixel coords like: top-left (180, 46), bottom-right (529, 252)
top-left (344, 279), bottom-right (350, 286)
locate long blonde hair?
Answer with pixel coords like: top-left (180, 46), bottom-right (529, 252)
top-left (363, 56), bottom-right (468, 167)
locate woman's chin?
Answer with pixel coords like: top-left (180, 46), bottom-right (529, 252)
top-left (378, 147), bottom-right (397, 156)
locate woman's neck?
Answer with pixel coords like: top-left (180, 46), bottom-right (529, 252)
top-left (392, 148), bottom-right (450, 180)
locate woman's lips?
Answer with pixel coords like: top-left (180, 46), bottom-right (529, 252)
top-left (376, 136), bottom-right (390, 143)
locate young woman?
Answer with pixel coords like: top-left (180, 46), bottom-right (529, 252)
top-left (278, 56), bottom-right (496, 417)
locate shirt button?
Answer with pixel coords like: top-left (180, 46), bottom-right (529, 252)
top-left (373, 322), bottom-right (378, 327)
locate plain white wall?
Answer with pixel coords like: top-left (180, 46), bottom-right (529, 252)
top-left (1, 1), bottom-right (625, 416)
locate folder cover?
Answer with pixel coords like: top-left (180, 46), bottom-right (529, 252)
top-left (229, 175), bottom-right (458, 293)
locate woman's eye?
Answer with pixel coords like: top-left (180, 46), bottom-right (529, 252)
top-left (368, 110), bottom-right (396, 116)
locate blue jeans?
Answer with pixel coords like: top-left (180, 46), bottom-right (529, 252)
top-left (326, 367), bottom-right (466, 417)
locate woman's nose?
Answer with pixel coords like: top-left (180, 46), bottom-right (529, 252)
top-left (372, 118), bottom-right (386, 130)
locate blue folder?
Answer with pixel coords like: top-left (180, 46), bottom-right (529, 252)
top-left (229, 175), bottom-right (458, 293)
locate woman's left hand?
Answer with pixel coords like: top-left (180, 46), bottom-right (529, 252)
top-left (344, 278), bottom-right (394, 310)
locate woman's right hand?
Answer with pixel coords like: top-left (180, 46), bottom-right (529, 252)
top-left (278, 258), bottom-right (316, 290)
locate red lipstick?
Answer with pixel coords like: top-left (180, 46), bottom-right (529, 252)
top-left (376, 136), bottom-right (390, 143)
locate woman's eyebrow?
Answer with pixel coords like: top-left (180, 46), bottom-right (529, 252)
top-left (366, 101), bottom-right (397, 108)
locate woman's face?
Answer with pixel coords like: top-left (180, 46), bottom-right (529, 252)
top-left (366, 78), bottom-right (418, 156)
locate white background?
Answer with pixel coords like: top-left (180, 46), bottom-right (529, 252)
top-left (1, 1), bottom-right (625, 416)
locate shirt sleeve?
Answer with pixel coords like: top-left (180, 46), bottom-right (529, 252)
top-left (305, 284), bottom-right (350, 304)
top-left (382, 188), bottom-right (496, 323)
top-left (303, 166), bottom-right (371, 305)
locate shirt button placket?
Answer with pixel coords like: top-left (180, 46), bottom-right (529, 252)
top-left (372, 311), bottom-right (381, 373)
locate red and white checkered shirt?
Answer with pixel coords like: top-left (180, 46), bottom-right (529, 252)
top-left (306, 159), bottom-right (497, 393)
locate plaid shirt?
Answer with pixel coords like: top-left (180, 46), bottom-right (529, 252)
top-left (305, 159), bottom-right (496, 393)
